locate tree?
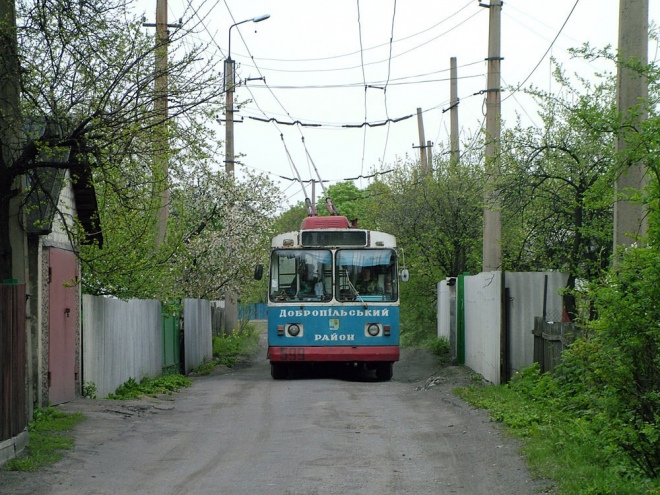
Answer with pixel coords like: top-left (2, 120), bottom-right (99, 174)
top-left (1, 0), bottom-right (283, 299)
top-left (272, 201), bottom-right (307, 235)
top-left (360, 151), bottom-right (484, 343)
top-left (315, 181), bottom-right (365, 222)
top-left (498, 72), bottom-right (617, 319)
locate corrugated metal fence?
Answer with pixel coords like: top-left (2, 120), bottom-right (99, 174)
top-left (82, 296), bottom-right (212, 398)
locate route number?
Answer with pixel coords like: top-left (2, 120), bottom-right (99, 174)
top-left (281, 348), bottom-right (305, 361)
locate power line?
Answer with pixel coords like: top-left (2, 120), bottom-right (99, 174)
top-left (503, 0), bottom-right (581, 102)
top-left (356, 0), bottom-right (368, 179)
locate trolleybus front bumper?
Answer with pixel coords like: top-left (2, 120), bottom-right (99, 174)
top-left (268, 346), bottom-right (399, 363)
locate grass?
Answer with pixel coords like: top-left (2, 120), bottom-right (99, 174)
top-left (107, 374), bottom-right (192, 400)
top-left (456, 368), bottom-right (660, 494)
top-left (3, 407), bottom-right (85, 472)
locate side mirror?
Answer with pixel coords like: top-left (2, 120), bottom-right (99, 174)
top-left (400, 269), bottom-right (410, 282)
top-left (254, 264), bottom-right (264, 281)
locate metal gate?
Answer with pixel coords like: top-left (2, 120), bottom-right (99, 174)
top-left (48, 248), bottom-right (78, 405)
top-left (162, 308), bottom-right (181, 375)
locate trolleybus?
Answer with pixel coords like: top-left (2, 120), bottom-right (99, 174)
top-left (260, 215), bottom-right (407, 380)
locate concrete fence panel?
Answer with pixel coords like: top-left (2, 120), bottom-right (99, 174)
top-left (464, 271), bottom-right (502, 384)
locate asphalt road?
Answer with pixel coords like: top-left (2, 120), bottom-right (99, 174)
top-left (0, 338), bottom-right (549, 495)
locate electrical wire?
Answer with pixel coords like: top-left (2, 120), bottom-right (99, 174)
top-left (503, 0), bottom-right (581, 102)
top-left (379, 0), bottom-right (397, 170)
top-left (356, 0), bottom-right (368, 179)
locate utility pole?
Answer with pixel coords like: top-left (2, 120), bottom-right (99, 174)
top-left (144, 0), bottom-right (177, 246)
top-left (427, 140), bottom-right (433, 170)
top-left (416, 107), bottom-right (430, 174)
top-left (450, 56), bottom-right (460, 167)
top-left (482, 0), bottom-right (503, 272)
top-left (223, 14), bottom-right (269, 334)
top-left (613, 0), bottom-right (648, 262)
top-left (223, 53), bottom-right (238, 333)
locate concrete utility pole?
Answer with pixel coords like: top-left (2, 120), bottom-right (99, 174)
top-left (144, 0), bottom-right (174, 246)
top-left (613, 0), bottom-right (649, 261)
top-left (482, 0), bottom-right (503, 272)
top-left (427, 140), bottom-right (433, 169)
top-left (450, 57), bottom-right (460, 167)
top-left (224, 14), bottom-right (269, 334)
top-left (416, 107), bottom-right (430, 174)
top-left (223, 46), bottom-right (238, 334)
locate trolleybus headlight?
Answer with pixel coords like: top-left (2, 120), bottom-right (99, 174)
top-left (367, 323), bottom-right (380, 336)
top-left (288, 324), bottom-right (301, 337)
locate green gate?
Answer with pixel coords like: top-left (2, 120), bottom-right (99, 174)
top-left (162, 304), bottom-right (181, 375)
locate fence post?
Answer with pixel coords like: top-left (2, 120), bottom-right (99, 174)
top-left (457, 273), bottom-right (466, 365)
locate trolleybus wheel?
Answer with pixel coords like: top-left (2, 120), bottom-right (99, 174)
top-left (271, 363), bottom-right (288, 380)
top-left (375, 362), bottom-right (393, 381)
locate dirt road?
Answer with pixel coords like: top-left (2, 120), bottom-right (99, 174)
top-left (0, 340), bottom-right (550, 494)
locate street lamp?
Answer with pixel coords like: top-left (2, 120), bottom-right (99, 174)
top-left (223, 14), bottom-right (269, 336)
top-left (227, 14), bottom-right (270, 66)
top-left (224, 14), bottom-right (270, 174)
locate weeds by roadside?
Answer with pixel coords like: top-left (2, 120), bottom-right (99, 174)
top-left (187, 323), bottom-right (262, 376)
top-left (107, 374), bottom-right (191, 400)
top-left (3, 408), bottom-right (85, 472)
top-left (457, 364), bottom-right (660, 494)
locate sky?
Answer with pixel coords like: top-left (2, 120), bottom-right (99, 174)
top-left (138, 0), bottom-right (660, 213)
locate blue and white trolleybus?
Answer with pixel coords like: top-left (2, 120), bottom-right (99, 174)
top-left (263, 215), bottom-right (407, 380)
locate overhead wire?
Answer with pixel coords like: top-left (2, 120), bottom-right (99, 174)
top-left (502, 0), bottom-right (581, 102)
top-left (248, 0), bottom-right (474, 65)
top-left (356, 0), bottom-right (368, 180)
top-left (199, 1), bottom-right (488, 207)
top-left (379, 0), bottom-right (397, 170)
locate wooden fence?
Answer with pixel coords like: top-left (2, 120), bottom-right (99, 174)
top-left (532, 316), bottom-right (580, 373)
top-left (0, 284), bottom-right (27, 460)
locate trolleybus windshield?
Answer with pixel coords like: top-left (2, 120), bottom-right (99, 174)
top-left (269, 249), bottom-right (332, 302)
top-left (336, 249), bottom-right (398, 302)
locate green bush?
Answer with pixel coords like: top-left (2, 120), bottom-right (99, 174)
top-left (557, 246), bottom-right (660, 479)
top-left (427, 336), bottom-right (450, 357)
top-left (212, 324), bottom-right (261, 367)
top-left (458, 364), bottom-right (659, 494)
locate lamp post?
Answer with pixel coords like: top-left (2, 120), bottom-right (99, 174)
top-left (224, 14), bottom-right (269, 334)
top-left (224, 14), bottom-right (270, 175)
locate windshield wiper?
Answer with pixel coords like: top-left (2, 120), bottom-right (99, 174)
top-left (344, 269), bottom-right (368, 309)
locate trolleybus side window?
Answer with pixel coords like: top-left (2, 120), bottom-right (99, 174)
top-left (335, 249), bottom-right (398, 301)
top-left (269, 249), bottom-right (332, 302)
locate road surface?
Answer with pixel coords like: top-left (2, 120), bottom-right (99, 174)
top-left (0, 338), bottom-right (549, 494)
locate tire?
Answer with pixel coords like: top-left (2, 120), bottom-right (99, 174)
top-left (375, 362), bottom-right (393, 381)
top-left (271, 363), bottom-right (288, 380)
